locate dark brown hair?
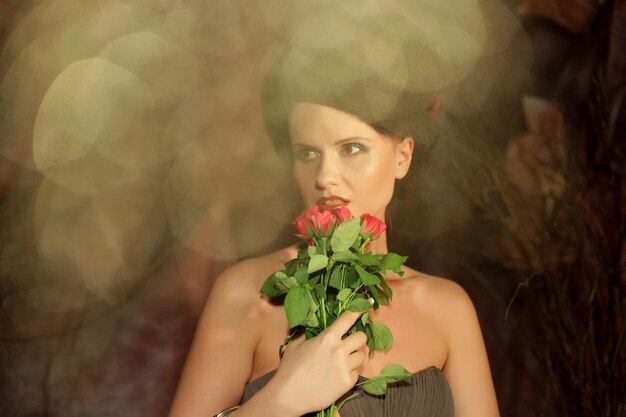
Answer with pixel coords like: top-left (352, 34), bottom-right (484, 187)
top-left (260, 46), bottom-right (439, 161)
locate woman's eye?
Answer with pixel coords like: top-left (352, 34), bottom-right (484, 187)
top-left (340, 143), bottom-right (366, 156)
top-left (294, 148), bottom-right (320, 161)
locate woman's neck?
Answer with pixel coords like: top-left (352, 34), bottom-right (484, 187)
top-left (367, 231), bottom-right (389, 254)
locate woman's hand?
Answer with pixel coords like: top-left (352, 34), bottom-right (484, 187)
top-left (265, 311), bottom-right (369, 416)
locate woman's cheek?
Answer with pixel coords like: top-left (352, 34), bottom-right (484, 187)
top-left (355, 157), bottom-right (384, 185)
top-left (294, 165), bottom-right (316, 204)
top-left (345, 153), bottom-right (373, 173)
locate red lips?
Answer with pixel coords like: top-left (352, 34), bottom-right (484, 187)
top-left (316, 195), bottom-right (350, 209)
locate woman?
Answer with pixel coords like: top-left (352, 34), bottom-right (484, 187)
top-left (169, 1), bottom-right (518, 415)
top-left (168, 102), bottom-right (499, 416)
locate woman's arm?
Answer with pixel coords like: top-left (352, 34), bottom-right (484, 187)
top-left (229, 311), bottom-right (368, 417)
top-left (168, 262), bottom-right (263, 417)
top-left (168, 260), bottom-right (369, 417)
top-left (439, 281), bottom-right (500, 417)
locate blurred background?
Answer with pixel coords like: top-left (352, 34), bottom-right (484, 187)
top-left (0, 0), bottom-right (623, 416)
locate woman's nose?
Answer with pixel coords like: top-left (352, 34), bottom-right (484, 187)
top-left (315, 155), bottom-right (340, 190)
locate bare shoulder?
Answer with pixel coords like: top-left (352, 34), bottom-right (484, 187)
top-left (384, 271), bottom-right (498, 415)
top-left (394, 268), bottom-right (477, 328)
top-left (396, 273), bottom-right (499, 416)
top-left (208, 245), bottom-right (297, 306)
top-left (169, 249), bottom-right (298, 417)
top-left (397, 267), bottom-right (472, 306)
top-left (195, 245), bottom-right (298, 349)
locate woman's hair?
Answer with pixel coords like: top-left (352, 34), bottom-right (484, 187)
top-left (260, 46), bottom-right (439, 165)
top-left (259, 0), bottom-right (527, 159)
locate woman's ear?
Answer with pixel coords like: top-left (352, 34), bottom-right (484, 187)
top-left (394, 137), bottom-right (414, 179)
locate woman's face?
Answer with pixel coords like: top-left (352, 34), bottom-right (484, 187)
top-left (288, 103), bottom-right (414, 220)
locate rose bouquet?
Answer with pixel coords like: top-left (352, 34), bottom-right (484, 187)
top-left (260, 205), bottom-right (411, 416)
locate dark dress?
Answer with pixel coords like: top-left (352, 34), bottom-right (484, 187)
top-left (241, 366), bottom-right (454, 417)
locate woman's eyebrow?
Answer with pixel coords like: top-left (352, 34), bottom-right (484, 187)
top-left (335, 136), bottom-right (374, 145)
top-left (291, 142), bottom-right (319, 149)
top-left (291, 136), bottom-right (373, 148)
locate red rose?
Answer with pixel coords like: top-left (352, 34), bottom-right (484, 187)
top-left (360, 214), bottom-right (386, 239)
top-left (293, 210), bottom-right (310, 236)
top-left (334, 206), bottom-right (351, 223)
top-left (293, 205), bottom-right (354, 239)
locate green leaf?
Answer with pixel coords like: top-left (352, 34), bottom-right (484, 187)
top-left (314, 283), bottom-right (326, 299)
top-left (325, 310), bottom-right (337, 327)
top-left (332, 250), bottom-right (358, 263)
top-left (260, 271), bottom-right (295, 296)
top-left (355, 265), bottom-right (380, 286)
top-left (364, 326), bottom-right (375, 353)
top-left (301, 310), bottom-right (319, 327)
top-left (360, 364), bottom-right (411, 396)
top-left (308, 291), bottom-right (320, 311)
top-left (308, 254), bottom-right (329, 274)
top-left (309, 272), bottom-right (322, 286)
top-left (275, 271), bottom-right (290, 281)
top-left (260, 274), bottom-right (281, 297)
top-left (345, 266), bottom-right (358, 288)
top-left (274, 274), bottom-right (298, 292)
top-left (283, 258), bottom-right (300, 275)
top-left (330, 218), bottom-right (361, 252)
top-left (329, 266), bottom-right (343, 289)
top-left (349, 298), bottom-right (372, 312)
top-left (358, 253), bottom-right (380, 267)
top-left (308, 245), bottom-right (324, 257)
top-left (362, 377), bottom-right (388, 395)
top-left (304, 327), bottom-right (317, 340)
top-left (336, 288), bottom-right (352, 302)
top-left (327, 299), bottom-right (337, 316)
top-left (354, 320), bottom-right (365, 332)
top-left (360, 312), bottom-right (370, 327)
top-left (380, 253), bottom-right (407, 273)
top-left (352, 293), bottom-right (366, 302)
top-left (370, 321), bottom-right (393, 352)
top-left (379, 363), bottom-right (412, 383)
top-left (285, 286), bottom-right (311, 328)
top-left (294, 267), bottom-right (308, 284)
top-left (368, 285), bottom-right (381, 308)
top-left (375, 287), bottom-right (389, 306)
top-left (379, 277), bottom-right (393, 300)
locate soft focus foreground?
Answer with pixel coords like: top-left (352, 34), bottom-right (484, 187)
top-left (0, 1), bottom-right (624, 417)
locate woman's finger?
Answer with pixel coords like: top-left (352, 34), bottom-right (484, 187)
top-left (325, 311), bottom-right (363, 337)
top-left (290, 333), bottom-right (306, 346)
top-left (357, 342), bottom-right (370, 358)
top-left (349, 369), bottom-right (359, 385)
top-left (341, 331), bottom-right (367, 353)
top-left (282, 333), bottom-right (306, 355)
top-left (346, 350), bottom-right (367, 371)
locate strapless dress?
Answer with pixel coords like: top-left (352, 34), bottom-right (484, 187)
top-left (241, 365), bottom-right (454, 417)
